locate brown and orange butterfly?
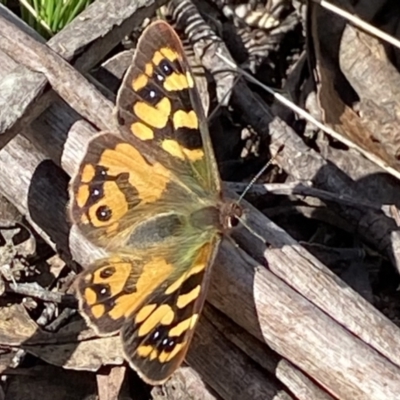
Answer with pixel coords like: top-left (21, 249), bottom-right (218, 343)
top-left (69, 20), bottom-right (241, 384)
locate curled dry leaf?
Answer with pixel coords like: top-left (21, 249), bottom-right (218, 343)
top-left (309, 2), bottom-right (400, 174)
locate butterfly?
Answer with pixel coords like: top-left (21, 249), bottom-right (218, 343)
top-left (69, 20), bottom-right (242, 385)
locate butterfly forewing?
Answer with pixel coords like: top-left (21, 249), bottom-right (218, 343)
top-left (116, 20), bottom-right (220, 194)
top-left (122, 240), bottom-right (219, 384)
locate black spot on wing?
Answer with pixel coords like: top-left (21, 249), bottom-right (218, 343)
top-left (175, 127), bottom-right (202, 150)
top-left (136, 83), bottom-right (164, 106)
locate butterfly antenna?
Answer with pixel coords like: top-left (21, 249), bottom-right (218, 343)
top-left (237, 144), bottom-right (284, 204)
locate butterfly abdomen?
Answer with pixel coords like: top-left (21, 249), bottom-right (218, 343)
top-left (126, 213), bottom-right (186, 248)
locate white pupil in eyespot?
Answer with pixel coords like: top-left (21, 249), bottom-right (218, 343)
top-left (162, 63), bottom-right (171, 73)
top-left (149, 90), bottom-right (156, 98)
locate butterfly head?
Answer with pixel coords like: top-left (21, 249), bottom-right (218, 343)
top-left (219, 201), bottom-right (243, 231)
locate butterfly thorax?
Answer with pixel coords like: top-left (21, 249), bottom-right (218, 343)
top-left (189, 200), bottom-right (241, 229)
top-left (122, 201), bottom-right (233, 249)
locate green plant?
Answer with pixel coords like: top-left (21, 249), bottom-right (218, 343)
top-left (16, 0), bottom-right (94, 37)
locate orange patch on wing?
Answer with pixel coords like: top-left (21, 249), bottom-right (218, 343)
top-left (137, 345), bottom-right (153, 358)
top-left (184, 148), bottom-right (204, 161)
top-left (84, 287), bottom-right (97, 306)
top-left (138, 304), bottom-right (174, 337)
top-left (81, 164), bottom-right (95, 183)
top-left (165, 274), bottom-right (185, 295)
top-left (145, 62), bottom-right (153, 76)
top-left (176, 285), bottom-right (201, 309)
top-left (91, 304), bottom-right (105, 319)
top-left (161, 139), bottom-right (184, 159)
top-left (190, 314), bottom-right (199, 329)
top-left (169, 315), bottom-right (198, 337)
top-left (131, 122), bottom-right (154, 140)
top-left (132, 74), bottom-right (148, 91)
top-left (173, 110), bottom-right (198, 130)
top-left (76, 184), bottom-right (90, 208)
top-left (152, 51), bottom-right (164, 66)
top-left (135, 304), bottom-right (157, 324)
top-left (109, 293), bottom-right (133, 320)
top-left (163, 73), bottom-right (190, 92)
top-left (153, 48), bottom-right (178, 65)
top-left (134, 97), bottom-right (171, 129)
top-left (109, 257), bottom-right (174, 321)
top-left (186, 72), bottom-right (194, 88)
top-left (100, 143), bottom-right (171, 205)
top-left (150, 349), bottom-right (158, 361)
top-left (162, 139), bottom-right (204, 161)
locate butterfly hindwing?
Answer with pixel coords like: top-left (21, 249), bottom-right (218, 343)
top-left (75, 252), bottom-right (177, 335)
top-left (75, 240), bottom-right (220, 384)
top-left (122, 240), bottom-right (219, 384)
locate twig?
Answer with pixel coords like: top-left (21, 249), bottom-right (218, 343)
top-left (313, 0), bottom-right (400, 50)
top-left (227, 181), bottom-right (385, 212)
top-left (7, 282), bottom-right (77, 307)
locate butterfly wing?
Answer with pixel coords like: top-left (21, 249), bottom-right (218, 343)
top-left (69, 132), bottom-right (209, 249)
top-left (75, 240), bottom-right (220, 384)
top-left (116, 20), bottom-right (220, 194)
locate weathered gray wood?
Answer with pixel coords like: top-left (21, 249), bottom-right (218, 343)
top-left (0, 0), bottom-right (167, 148)
top-left (210, 240), bottom-right (400, 399)
top-left (203, 306), bottom-right (335, 400)
top-left (233, 190), bottom-right (400, 366)
top-left (0, 14), bottom-right (115, 132)
top-left (152, 367), bottom-right (222, 400)
top-left (188, 305), bottom-right (293, 400)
